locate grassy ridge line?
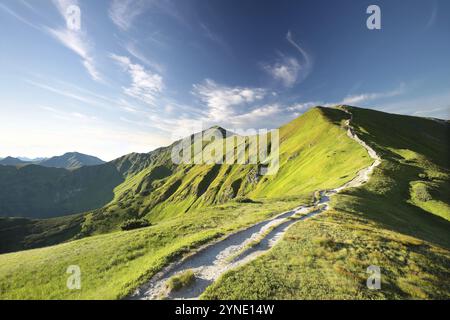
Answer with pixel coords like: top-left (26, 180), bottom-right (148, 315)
top-left (80, 107), bottom-right (371, 236)
top-left (201, 106), bottom-right (450, 300)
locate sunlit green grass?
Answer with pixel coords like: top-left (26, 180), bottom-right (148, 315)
top-left (167, 270), bottom-right (195, 292)
top-left (201, 209), bottom-right (450, 300)
top-left (201, 106), bottom-right (450, 300)
top-left (0, 198), bottom-right (304, 299)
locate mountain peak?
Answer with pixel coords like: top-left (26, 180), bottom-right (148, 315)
top-left (208, 125), bottom-right (226, 130)
top-left (204, 126), bottom-right (234, 137)
top-left (39, 152), bottom-right (105, 170)
top-left (0, 156), bottom-right (28, 166)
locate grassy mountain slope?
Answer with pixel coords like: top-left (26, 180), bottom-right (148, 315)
top-left (201, 106), bottom-right (450, 300)
top-left (0, 106), bottom-right (377, 299)
top-left (76, 107), bottom-right (370, 236)
top-left (251, 107), bottom-right (371, 197)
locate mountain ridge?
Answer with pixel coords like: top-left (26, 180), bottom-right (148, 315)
top-left (0, 152), bottom-right (105, 170)
top-left (39, 152), bottom-right (105, 170)
top-left (0, 156), bottom-right (29, 166)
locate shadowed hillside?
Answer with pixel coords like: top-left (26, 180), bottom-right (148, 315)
top-left (0, 163), bottom-right (123, 218)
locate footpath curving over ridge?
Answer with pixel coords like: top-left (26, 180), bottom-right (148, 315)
top-left (129, 109), bottom-right (382, 300)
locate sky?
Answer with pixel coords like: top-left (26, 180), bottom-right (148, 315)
top-left (0, 0), bottom-right (449, 161)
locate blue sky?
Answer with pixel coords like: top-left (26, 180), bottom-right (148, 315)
top-left (0, 0), bottom-right (449, 160)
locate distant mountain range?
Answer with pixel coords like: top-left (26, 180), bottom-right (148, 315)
top-left (0, 152), bottom-right (105, 170)
top-left (0, 157), bottom-right (29, 166)
top-left (17, 157), bottom-right (48, 162)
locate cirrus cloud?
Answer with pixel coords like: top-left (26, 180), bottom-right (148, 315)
top-left (263, 55), bottom-right (301, 88)
top-left (263, 31), bottom-right (313, 88)
top-left (340, 84), bottom-right (406, 105)
top-left (47, 0), bottom-right (102, 81)
top-left (110, 54), bottom-right (164, 106)
top-left (192, 79), bottom-right (267, 122)
top-left (108, 0), bottom-right (147, 31)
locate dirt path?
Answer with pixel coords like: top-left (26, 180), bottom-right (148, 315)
top-left (129, 111), bottom-right (381, 300)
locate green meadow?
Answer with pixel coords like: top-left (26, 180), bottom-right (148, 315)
top-left (0, 198), bottom-right (303, 299)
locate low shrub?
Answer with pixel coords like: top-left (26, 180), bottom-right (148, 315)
top-left (235, 197), bottom-right (257, 203)
top-left (120, 218), bottom-right (151, 231)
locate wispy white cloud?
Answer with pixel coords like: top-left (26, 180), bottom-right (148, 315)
top-left (124, 42), bottom-right (165, 74)
top-left (192, 79), bottom-right (267, 122)
top-left (109, 0), bottom-right (147, 31)
top-left (263, 55), bottom-right (301, 88)
top-left (26, 77), bottom-right (148, 115)
top-left (26, 79), bottom-right (107, 107)
top-left (413, 106), bottom-right (449, 117)
top-left (52, 0), bottom-right (76, 16)
top-left (109, 0), bottom-right (187, 32)
top-left (111, 54), bottom-right (164, 106)
top-left (0, 2), bottom-right (41, 30)
top-left (144, 31), bottom-right (169, 48)
top-left (340, 84), bottom-right (406, 105)
top-left (287, 102), bottom-right (320, 113)
top-left (0, 1), bottom-right (101, 81)
top-left (228, 104), bottom-right (282, 128)
top-left (116, 98), bottom-right (140, 113)
top-left (47, 0), bottom-right (102, 81)
top-left (286, 31), bottom-right (312, 69)
top-left (263, 31), bottom-right (313, 88)
top-left (214, 83), bottom-right (418, 129)
top-left (379, 91), bottom-right (450, 119)
top-left (18, 0), bottom-right (37, 12)
top-left (425, 1), bottom-right (438, 29)
top-left (40, 105), bottom-right (97, 122)
top-left (46, 28), bottom-right (101, 81)
top-left (199, 23), bottom-right (232, 55)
